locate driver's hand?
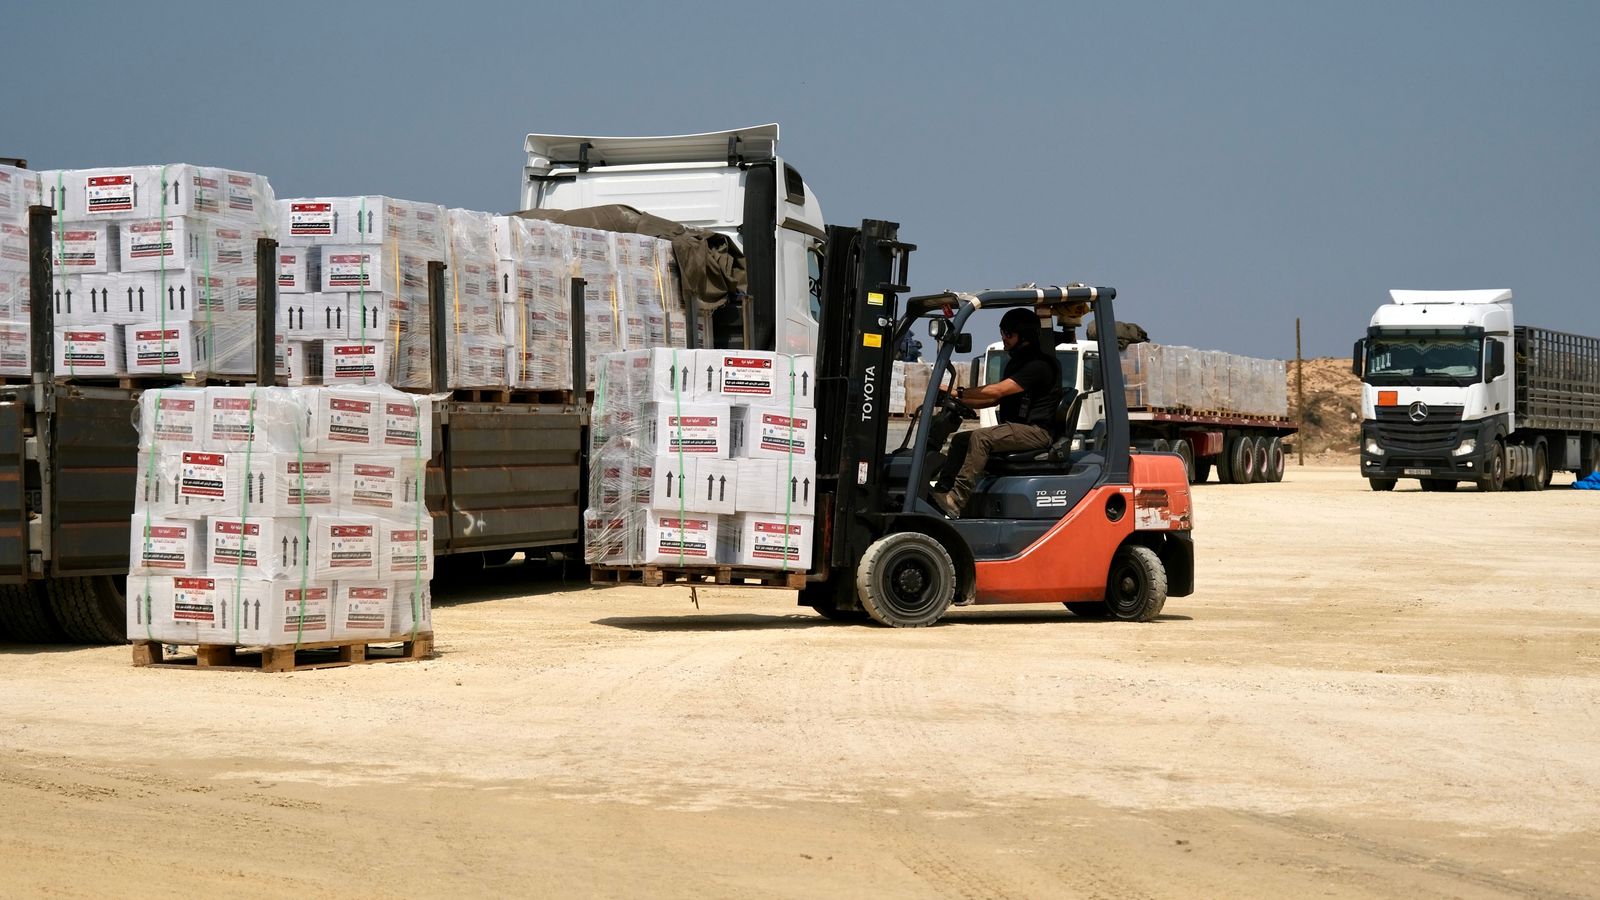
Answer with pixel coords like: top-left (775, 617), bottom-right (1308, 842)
top-left (954, 386), bottom-right (967, 399)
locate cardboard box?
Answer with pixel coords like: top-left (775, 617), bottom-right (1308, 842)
top-left (638, 402), bottom-right (732, 457)
top-left (584, 509), bottom-right (633, 565)
top-left (731, 458), bottom-right (818, 515)
top-left (378, 519), bottom-right (434, 581)
top-left (124, 321), bottom-right (206, 374)
top-left (125, 575), bottom-right (220, 644)
top-left (601, 347), bottom-right (700, 403)
top-left (128, 515), bottom-right (203, 577)
top-left (719, 513), bottom-right (814, 570)
top-left (631, 510), bottom-right (720, 566)
top-left (48, 222), bottom-right (119, 273)
top-left (0, 320), bottom-right (30, 377)
top-left (337, 456), bottom-right (423, 522)
top-left (134, 451), bottom-right (182, 519)
top-left (380, 395), bottom-right (432, 459)
top-left (631, 454), bottom-right (738, 515)
top-left (202, 387), bottom-right (302, 452)
top-left (280, 197), bottom-right (435, 246)
top-left (174, 450), bottom-right (240, 515)
top-left (347, 292), bottom-right (389, 339)
top-left (694, 351), bottom-right (816, 408)
top-left (206, 516), bottom-right (306, 580)
top-left (333, 582), bottom-right (396, 640)
top-left (118, 217), bottom-right (253, 274)
top-left (322, 340), bottom-right (385, 384)
top-left (391, 580), bottom-right (432, 637)
top-left (232, 452), bottom-right (339, 518)
top-left (193, 576), bottom-right (273, 646)
top-left (309, 515), bottom-right (382, 581)
top-left (137, 390), bottom-right (205, 452)
top-left (55, 270), bottom-right (223, 325)
top-left (730, 406), bottom-right (815, 460)
top-left (276, 246), bottom-right (321, 293)
top-left (54, 325), bottom-right (124, 376)
top-left (277, 292), bottom-right (347, 340)
top-left (306, 388), bottom-right (382, 451)
top-left (319, 246), bottom-right (385, 293)
top-left (259, 582), bottom-right (334, 645)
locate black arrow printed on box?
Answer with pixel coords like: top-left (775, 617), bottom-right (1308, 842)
top-left (705, 366), bottom-right (714, 392)
top-left (718, 475), bottom-right (726, 501)
top-left (803, 478), bottom-right (811, 502)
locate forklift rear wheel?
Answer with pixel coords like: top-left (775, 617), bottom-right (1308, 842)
top-left (1064, 601), bottom-right (1110, 618)
top-left (856, 532), bottom-right (957, 628)
top-left (1104, 545), bottom-right (1167, 622)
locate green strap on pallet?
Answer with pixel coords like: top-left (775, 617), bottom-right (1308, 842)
top-left (672, 348), bottom-right (687, 567)
top-left (410, 393), bottom-right (424, 641)
top-left (231, 387), bottom-right (260, 644)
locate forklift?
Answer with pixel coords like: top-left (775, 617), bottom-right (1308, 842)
top-left (802, 220), bottom-right (1194, 627)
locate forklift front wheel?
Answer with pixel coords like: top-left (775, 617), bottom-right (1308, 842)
top-left (856, 532), bottom-right (957, 628)
top-left (1104, 544), bottom-right (1168, 622)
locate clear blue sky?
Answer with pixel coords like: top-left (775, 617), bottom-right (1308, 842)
top-left (6, 1), bottom-right (1596, 358)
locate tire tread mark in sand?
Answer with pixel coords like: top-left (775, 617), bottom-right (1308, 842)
top-left (1241, 811), bottom-right (1590, 900)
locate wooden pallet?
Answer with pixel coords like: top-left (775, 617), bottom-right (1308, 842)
top-left (591, 564), bottom-right (805, 590)
top-left (131, 633), bottom-right (434, 672)
top-left (451, 387), bottom-right (576, 405)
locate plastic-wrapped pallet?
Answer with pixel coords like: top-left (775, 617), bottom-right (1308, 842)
top-left (496, 216), bottom-right (574, 391)
top-left (444, 209), bottom-right (505, 388)
top-left (126, 383), bottom-right (436, 647)
top-left (276, 196), bottom-right (446, 388)
top-left (0, 166), bottom-right (41, 376)
top-left (584, 347), bottom-right (815, 572)
top-left (37, 165), bottom-right (275, 380)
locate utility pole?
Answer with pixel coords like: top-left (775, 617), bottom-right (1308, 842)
top-left (1295, 317), bottom-right (1305, 467)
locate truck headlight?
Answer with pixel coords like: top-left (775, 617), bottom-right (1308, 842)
top-left (1365, 439), bottom-right (1384, 456)
top-left (1452, 438), bottom-right (1476, 457)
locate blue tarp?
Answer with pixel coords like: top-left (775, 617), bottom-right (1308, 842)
top-left (1574, 471), bottom-right (1600, 490)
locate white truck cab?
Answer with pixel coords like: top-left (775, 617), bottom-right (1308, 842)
top-left (970, 339), bottom-right (1104, 432)
top-left (521, 124), bottom-right (825, 355)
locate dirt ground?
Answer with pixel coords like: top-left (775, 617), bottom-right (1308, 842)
top-left (3, 465), bottom-right (1599, 899)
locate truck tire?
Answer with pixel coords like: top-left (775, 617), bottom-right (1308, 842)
top-left (1478, 441), bottom-right (1506, 492)
top-left (1368, 478), bottom-right (1397, 492)
top-left (1104, 544), bottom-right (1167, 621)
top-left (46, 576), bottom-right (127, 644)
top-left (1251, 436), bottom-right (1269, 484)
top-left (856, 532), bottom-right (956, 628)
top-left (0, 584), bottom-right (65, 643)
top-left (1172, 439), bottom-right (1195, 484)
top-left (1229, 435), bottom-right (1256, 484)
top-left (1264, 437), bottom-right (1286, 483)
top-left (1214, 436), bottom-right (1235, 484)
top-left (1193, 457), bottom-right (1213, 485)
top-left (1420, 479), bottom-right (1458, 492)
top-left (1531, 442), bottom-right (1549, 492)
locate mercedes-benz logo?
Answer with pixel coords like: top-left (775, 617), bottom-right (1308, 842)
top-left (1408, 401), bottom-right (1429, 422)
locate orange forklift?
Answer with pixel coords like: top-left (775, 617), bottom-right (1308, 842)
top-left (800, 220), bottom-right (1194, 626)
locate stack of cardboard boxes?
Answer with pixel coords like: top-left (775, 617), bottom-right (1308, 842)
top-left (127, 384), bottom-right (434, 645)
top-left (585, 348), bottom-right (817, 570)
top-left (0, 165), bottom-right (40, 377)
top-left (35, 165), bottom-right (276, 378)
top-left (275, 196), bottom-right (445, 389)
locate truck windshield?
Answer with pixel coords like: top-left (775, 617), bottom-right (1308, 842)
top-left (1364, 334), bottom-right (1483, 386)
top-left (982, 349), bottom-right (1078, 389)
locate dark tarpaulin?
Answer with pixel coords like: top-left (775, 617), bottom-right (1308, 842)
top-left (1087, 319), bottom-right (1150, 350)
top-left (511, 204), bottom-right (747, 310)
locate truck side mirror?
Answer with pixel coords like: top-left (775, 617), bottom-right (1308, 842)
top-left (1351, 339), bottom-right (1365, 377)
top-left (1487, 340), bottom-right (1506, 380)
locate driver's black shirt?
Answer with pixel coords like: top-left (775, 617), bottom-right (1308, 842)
top-left (997, 342), bottom-right (1057, 426)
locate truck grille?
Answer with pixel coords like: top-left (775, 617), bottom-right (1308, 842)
top-left (1374, 405), bottom-right (1464, 452)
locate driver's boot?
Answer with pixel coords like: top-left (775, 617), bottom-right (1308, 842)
top-left (930, 490), bottom-right (961, 518)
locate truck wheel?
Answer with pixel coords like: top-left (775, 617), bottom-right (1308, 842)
top-left (1264, 436), bottom-right (1286, 482)
top-left (1229, 435), bottom-right (1256, 484)
top-left (1478, 441), bottom-right (1506, 492)
top-left (1064, 601), bottom-right (1111, 618)
top-left (46, 576), bottom-right (127, 644)
top-left (1368, 478), bottom-right (1397, 492)
top-left (1192, 458), bottom-right (1212, 485)
top-left (1420, 479), bottom-right (1458, 492)
top-left (856, 532), bottom-right (956, 628)
top-left (1172, 440), bottom-right (1195, 484)
top-left (1214, 437), bottom-right (1235, 484)
top-left (1251, 436), bottom-right (1270, 484)
top-left (1104, 545), bottom-right (1167, 621)
top-left (1530, 442), bottom-right (1549, 492)
top-left (0, 584), bottom-right (65, 643)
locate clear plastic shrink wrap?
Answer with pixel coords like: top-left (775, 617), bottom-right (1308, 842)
top-left (35, 164), bottom-right (276, 380)
top-left (584, 348), bottom-right (817, 571)
top-left (1119, 343), bottom-right (1290, 416)
top-left (0, 165), bottom-right (41, 376)
top-left (127, 384), bottom-right (436, 645)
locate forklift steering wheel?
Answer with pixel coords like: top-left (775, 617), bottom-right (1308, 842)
top-left (936, 390), bottom-right (979, 420)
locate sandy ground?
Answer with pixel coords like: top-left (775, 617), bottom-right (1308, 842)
top-left (3, 465), bottom-right (1599, 898)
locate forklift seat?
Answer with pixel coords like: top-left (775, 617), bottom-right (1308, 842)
top-left (986, 389), bottom-right (1084, 475)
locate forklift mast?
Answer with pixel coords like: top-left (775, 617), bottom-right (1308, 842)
top-left (812, 220), bottom-right (913, 574)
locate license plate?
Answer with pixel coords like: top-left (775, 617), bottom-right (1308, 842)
top-left (1403, 468), bottom-right (1432, 476)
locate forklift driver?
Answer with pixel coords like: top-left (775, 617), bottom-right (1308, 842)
top-left (931, 308), bottom-right (1062, 517)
